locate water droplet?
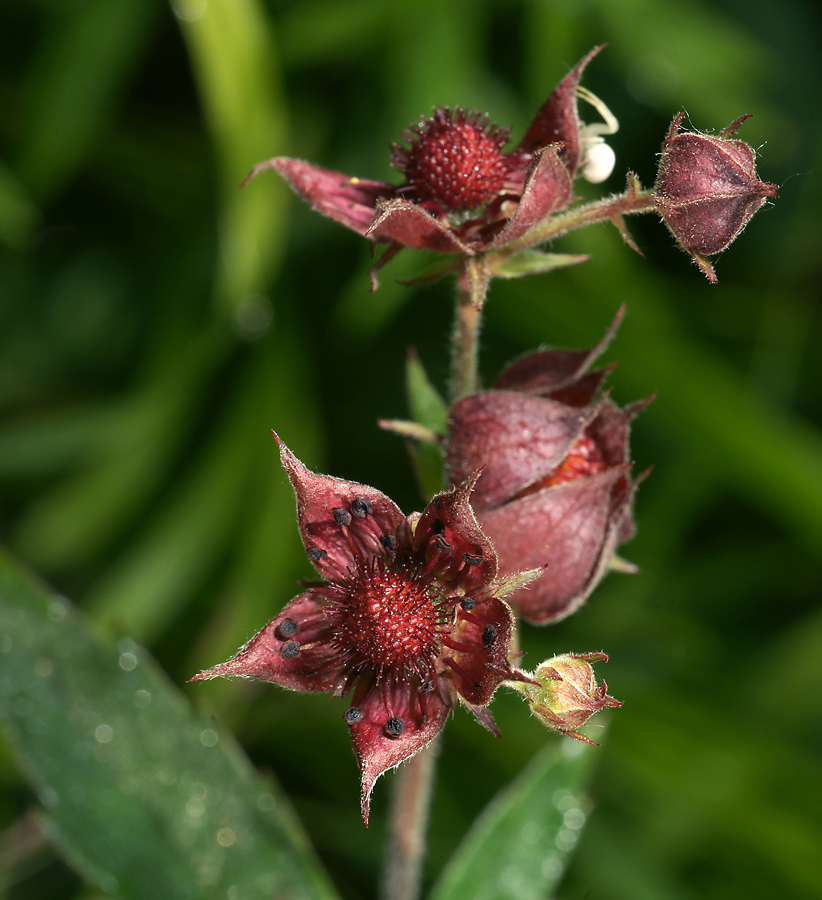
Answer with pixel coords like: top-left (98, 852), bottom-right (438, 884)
top-left (95, 724), bottom-right (114, 743)
top-left (134, 689), bottom-right (151, 708)
top-left (217, 828), bottom-right (236, 847)
top-left (552, 788), bottom-right (575, 810)
top-left (520, 821), bottom-right (542, 844)
top-left (171, 0), bottom-right (208, 23)
top-left (157, 769), bottom-right (177, 786)
top-left (497, 866), bottom-right (524, 894)
top-left (227, 886), bottom-right (241, 900)
top-left (555, 826), bottom-right (578, 852)
top-left (119, 652), bottom-right (137, 671)
top-left (34, 658), bottom-right (53, 677)
top-left (200, 729), bottom-right (218, 747)
top-left (99, 874), bottom-right (119, 894)
top-left (564, 807), bottom-right (586, 830)
top-left (232, 294), bottom-right (274, 340)
top-left (541, 854), bottom-right (562, 880)
top-left (186, 798), bottom-right (205, 818)
top-left (257, 793), bottom-right (275, 812)
top-left (39, 787), bottom-right (59, 808)
top-left (48, 600), bottom-right (68, 621)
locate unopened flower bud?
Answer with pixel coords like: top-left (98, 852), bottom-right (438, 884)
top-left (519, 652), bottom-right (621, 745)
top-left (655, 113), bottom-right (778, 282)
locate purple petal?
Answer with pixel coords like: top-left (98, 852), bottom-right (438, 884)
top-left (275, 434), bottom-right (406, 579)
top-left (516, 45), bottom-right (605, 177)
top-left (445, 597), bottom-right (516, 706)
top-left (494, 306), bottom-right (625, 398)
top-left (252, 157), bottom-right (393, 236)
top-left (366, 199), bottom-right (472, 253)
top-left (446, 392), bottom-right (600, 510)
top-left (189, 593), bottom-right (340, 692)
top-left (489, 146), bottom-right (573, 247)
top-left (480, 468), bottom-right (628, 624)
top-left (414, 474), bottom-right (498, 591)
top-left (347, 679), bottom-right (450, 824)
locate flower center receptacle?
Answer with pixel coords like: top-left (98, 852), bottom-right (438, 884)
top-left (331, 567), bottom-right (439, 678)
top-left (392, 108), bottom-right (511, 213)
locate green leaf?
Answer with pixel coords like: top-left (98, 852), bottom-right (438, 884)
top-left (0, 551), bottom-right (339, 900)
top-left (489, 249), bottom-right (590, 280)
top-left (429, 740), bottom-right (598, 900)
top-left (403, 349), bottom-right (448, 499)
top-left (406, 348), bottom-right (448, 436)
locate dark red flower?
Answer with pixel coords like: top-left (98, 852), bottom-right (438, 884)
top-left (192, 435), bottom-right (527, 822)
top-left (655, 113), bottom-right (778, 282)
top-left (244, 47), bottom-right (614, 267)
top-left (445, 308), bottom-right (650, 625)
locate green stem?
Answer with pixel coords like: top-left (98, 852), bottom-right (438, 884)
top-left (503, 184), bottom-right (656, 254)
top-left (380, 737), bottom-right (440, 900)
top-left (451, 255), bottom-right (490, 401)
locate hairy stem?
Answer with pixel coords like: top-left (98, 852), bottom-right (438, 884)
top-left (503, 183), bottom-right (656, 253)
top-left (380, 737), bottom-right (440, 900)
top-left (451, 255), bottom-right (489, 401)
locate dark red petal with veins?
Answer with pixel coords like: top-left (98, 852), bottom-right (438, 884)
top-left (480, 468), bottom-right (628, 624)
top-left (366, 199), bottom-right (473, 254)
top-left (257, 157), bottom-right (393, 236)
top-left (446, 392), bottom-right (601, 510)
top-left (275, 435), bottom-right (406, 579)
top-left (415, 474), bottom-right (498, 591)
top-left (516, 45), bottom-right (605, 176)
top-left (189, 593), bottom-right (340, 692)
top-left (494, 306), bottom-right (624, 399)
top-left (489, 145), bottom-right (574, 248)
top-left (446, 597), bottom-right (516, 706)
top-left (348, 679), bottom-right (451, 825)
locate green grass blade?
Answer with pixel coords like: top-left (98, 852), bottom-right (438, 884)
top-left (0, 550), bottom-right (339, 900)
top-left (429, 740), bottom-right (598, 900)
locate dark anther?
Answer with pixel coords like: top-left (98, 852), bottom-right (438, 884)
top-left (276, 618), bottom-right (299, 639)
top-left (350, 497), bottom-right (372, 518)
top-left (430, 518), bottom-right (445, 534)
top-left (385, 717), bottom-right (405, 738)
top-left (307, 547), bottom-right (327, 562)
top-left (460, 597), bottom-right (476, 611)
top-left (280, 641), bottom-right (301, 659)
top-left (482, 625), bottom-right (498, 647)
top-left (419, 676), bottom-right (435, 693)
top-left (379, 532), bottom-right (397, 551)
top-left (344, 707), bottom-right (364, 725)
top-left (333, 507), bottom-right (351, 526)
top-left (435, 535), bottom-right (451, 552)
top-left (462, 552), bottom-right (483, 566)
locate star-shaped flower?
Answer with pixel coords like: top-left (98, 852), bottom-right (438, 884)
top-left (192, 435), bottom-right (530, 822)
top-left (245, 47), bottom-right (614, 280)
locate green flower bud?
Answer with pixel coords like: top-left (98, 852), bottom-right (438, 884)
top-left (519, 652), bottom-right (621, 745)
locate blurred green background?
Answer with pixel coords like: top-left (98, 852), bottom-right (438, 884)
top-left (1, 0), bottom-right (821, 898)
